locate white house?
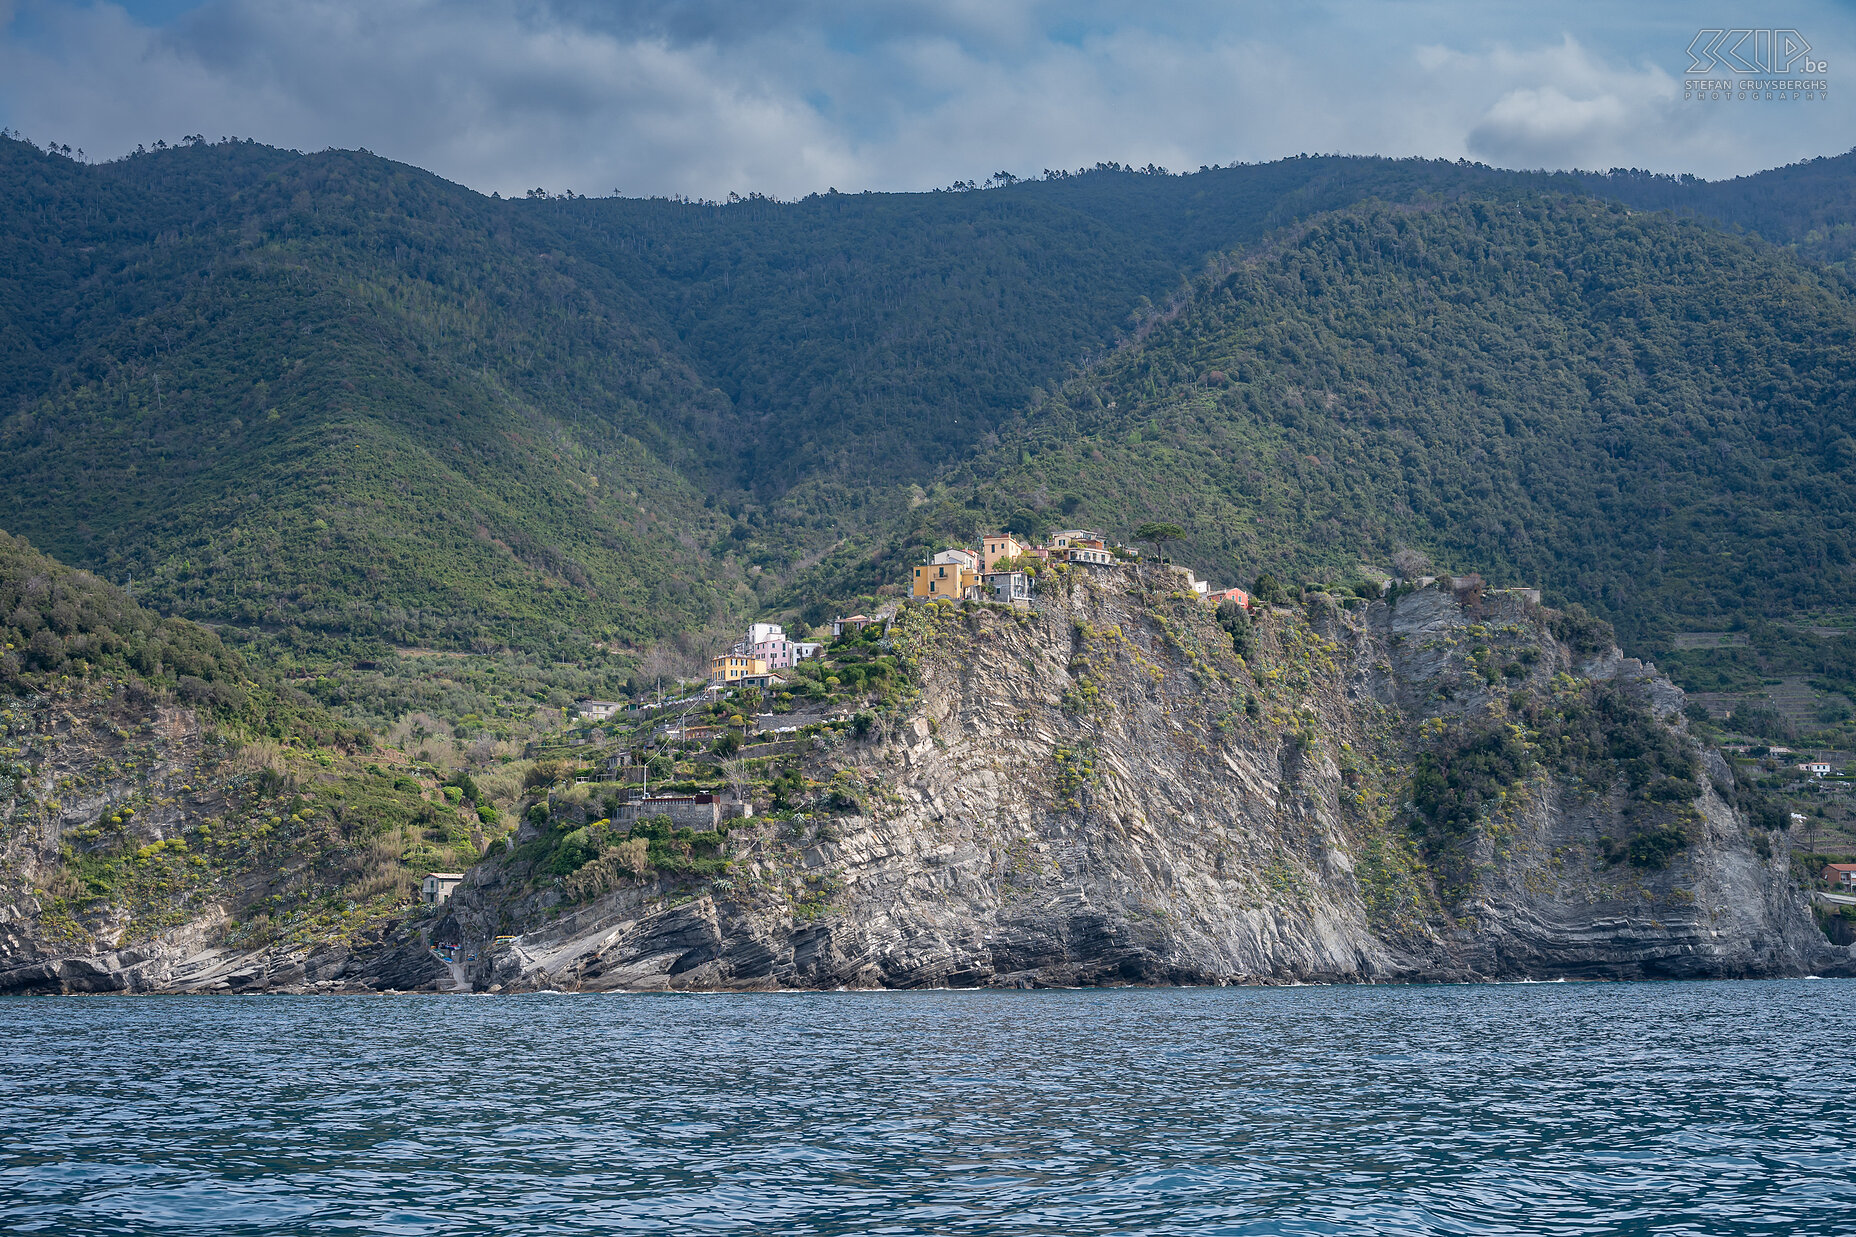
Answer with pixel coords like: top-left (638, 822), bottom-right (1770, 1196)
top-left (932, 547), bottom-right (981, 570)
top-left (575, 699), bottom-right (623, 722)
top-left (984, 570), bottom-right (1034, 603)
top-left (1799, 762), bottom-right (1833, 777)
top-left (421, 872), bottom-right (464, 904)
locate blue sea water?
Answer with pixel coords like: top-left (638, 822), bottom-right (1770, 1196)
top-left (2, 981), bottom-right (1853, 1235)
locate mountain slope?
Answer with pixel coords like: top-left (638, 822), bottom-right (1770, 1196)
top-left (5, 136), bottom-right (1856, 666)
top-left (0, 139), bottom-right (1658, 654)
top-left (0, 530), bottom-right (488, 992)
top-left (899, 197), bottom-right (1855, 655)
top-left (0, 138), bottom-right (737, 653)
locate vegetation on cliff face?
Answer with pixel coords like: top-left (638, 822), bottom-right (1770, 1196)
top-left (0, 533), bottom-right (483, 964)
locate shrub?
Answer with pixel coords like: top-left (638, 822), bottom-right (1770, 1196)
top-left (1251, 573), bottom-right (1291, 605)
top-left (1627, 825), bottom-right (1690, 868)
top-left (1411, 726), bottom-right (1535, 834)
top-left (613, 837), bottom-right (649, 875)
top-left (1547, 604), bottom-right (1614, 656)
top-left (1727, 705), bottom-right (1793, 742)
top-left (628, 814), bottom-right (675, 841)
top-left (549, 827), bottom-right (598, 875)
top-left (1217, 603), bottom-right (1254, 658)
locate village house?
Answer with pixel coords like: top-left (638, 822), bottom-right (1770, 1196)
top-left (981, 533), bottom-right (1028, 570)
top-left (420, 872), bottom-right (464, 905)
top-left (902, 528), bottom-right (1252, 614)
top-left (983, 570), bottom-right (1034, 603)
top-left (1822, 863), bottom-right (1856, 891)
top-left (1167, 565), bottom-right (1211, 596)
top-left (832, 614), bottom-right (876, 637)
top-left (1799, 762), bottom-right (1834, 777)
top-left (933, 547), bottom-right (981, 571)
top-left (1047, 542), bottom-right (1116, 567)
top-left (731, 620), bottom-right (822, 670)
top-left (574, 699), bottom-right (623, 722)
top-left (913, 559), bottom-right (980, 599)
top-left (710, 653), bottom-right (767, 684)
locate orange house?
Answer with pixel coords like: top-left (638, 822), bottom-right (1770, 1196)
top-left (982, 534), bottom-right (1027, 571)
top-left (912, 561), bottom-right (978, 598)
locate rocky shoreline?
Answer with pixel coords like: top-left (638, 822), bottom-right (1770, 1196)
top-left (11, 572), bottom-right (1852, 994)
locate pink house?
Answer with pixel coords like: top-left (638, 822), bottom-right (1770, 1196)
top-left (735, 621), bottom-right (823, 670)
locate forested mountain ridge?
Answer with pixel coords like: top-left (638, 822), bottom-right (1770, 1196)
top-left (864, 197), bottom-right (1856, 656)
top-left (0, 137), bottom-right (739, 654)
top-left (3, 133), bottom-right (1856, 669)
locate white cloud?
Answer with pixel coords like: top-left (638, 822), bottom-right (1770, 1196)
top-left (0, 0), bottom-right (1850, 196)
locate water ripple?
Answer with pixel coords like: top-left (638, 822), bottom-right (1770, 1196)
top-left (3, 981), bottom-right (1854, 1234)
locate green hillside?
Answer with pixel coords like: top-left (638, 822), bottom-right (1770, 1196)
top-left (0, 138), bottom-right (1632, 657)
top-left (0, 138), bottom-right (735, 656)
top-left (5, 133), bottom-right (1856, 682)
top-left (895, 197), bottom-right (1853, 658)
top-left (0, 529), bottom-right (502, 956)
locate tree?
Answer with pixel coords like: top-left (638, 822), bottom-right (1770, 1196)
top-left (1134, 522), bottom-right (1185, 561)
top-left (719, 756), bottom-right (753, 804)
top-left (1392, 547), bottom-right (1432, 580)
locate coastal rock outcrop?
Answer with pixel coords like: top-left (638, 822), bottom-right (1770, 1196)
top-left (8, 566), bottom-right (1849, 993)
top-left (432, 569), bottom-right (1854, 991)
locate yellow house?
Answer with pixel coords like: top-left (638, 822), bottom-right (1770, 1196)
top-left (981, 534), bottom-right (1027, 571)
top-left (912, 561), bottom-right (979, 599)
top-left (710, 653), bottom-right (768, 684)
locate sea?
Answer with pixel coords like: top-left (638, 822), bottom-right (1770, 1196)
top-left (3, 980), bottom-right (1853, 1235)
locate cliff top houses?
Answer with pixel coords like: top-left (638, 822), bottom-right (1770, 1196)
top-left (909, 529), bottom-right (1248, 608)
top-left (708, 620), bottom-right (825, 687)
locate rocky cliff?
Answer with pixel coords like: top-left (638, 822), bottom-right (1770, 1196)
top-left (10, 564), bottom-right (1849, 993)
top-left (415, 567), bottom-right (1851, 991)
top-left (0, 681), bottom-right (461, 995)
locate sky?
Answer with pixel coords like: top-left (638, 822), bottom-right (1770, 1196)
top-left (1, 0), bottom-right (1851, 199)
